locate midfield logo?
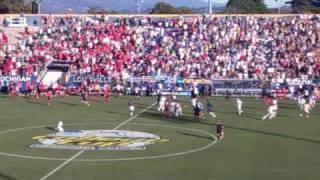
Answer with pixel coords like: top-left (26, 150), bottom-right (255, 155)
top-left (29, 130), bottom-right (169, 151)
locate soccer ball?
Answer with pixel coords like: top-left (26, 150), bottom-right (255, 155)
top-left (299, 114), bottom-right (303, 117)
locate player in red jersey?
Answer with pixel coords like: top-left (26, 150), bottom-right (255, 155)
top-left (104, 86), bottom-right (110, 103)
top-left (8, 83), bottom-right (15, 97)
top-left (164, 101), bottom-right (170, 119)
top-left (46, 90), bottom-right (53, 106)
top-left (263, 96), bottom-right (272, 105)
top-left (26, 82), bottom-right (33, 96)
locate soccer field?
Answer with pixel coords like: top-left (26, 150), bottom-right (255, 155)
top-left (0, 95), bottom-right (319, 180)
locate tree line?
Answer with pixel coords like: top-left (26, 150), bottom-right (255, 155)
top-left (0, 0), bottom-right (319, 14)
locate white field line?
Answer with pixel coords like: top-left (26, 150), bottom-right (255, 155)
top-left (39, 151), bottom-right (83, 180)
top-left (113, 102), bottom-right (156, 130)
top-left (39, 102), bottom-right (156, 180)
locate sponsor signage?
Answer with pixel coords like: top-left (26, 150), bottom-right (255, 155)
top-left (161, 91), bottom-right (190, 96)
top-left (128, 76), bottom-right (175, 83)
top-left (0, 76), bottom-right (32, 82)
top-left (176, 77), bottom-right (184, 84)
top-left (285, 79), bottom-right (312, 86)
top-left (70, 75), bottom-right (110, 83)
top-left (183, 79), bottom-right (212, 84)
top-left (29, 130), bottom-right (169, 151)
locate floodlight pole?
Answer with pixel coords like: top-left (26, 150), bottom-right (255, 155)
top-left (38, 0), bottom-right (42, 14)
top-left (276, 0), bottom-right (283, 14)
top-left (208, 0), bottom-right (212, 15)
top-left (135, 0), bottom-right (143, 14)
top-left (33, 0), bottom-right (42, 14)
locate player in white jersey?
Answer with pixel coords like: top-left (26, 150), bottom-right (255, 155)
top-left (170, 101), bottom-right (176, 116)
top-left (128, 100), bottom-right (135, 117)
top-left (172, 95), bottom-right (177, 100)
top-left (298, 94), bottom-right (305, 110)
top-left (309, 95), bottom-right (316, 109)
top-left (56, 120), bottom-right (64, 132)
top-left (262, 98), bottom-right (278, 120)
top-left (158, 95), bottom-right (167, 111)
top-left (300, 97), bottom-right (312, 118)
top-left (191, 97), bottom-right (197, 108)
top-left (175, 103), bottom-right (183, 117)
top-left (236, 97), bottom-right (243, 115)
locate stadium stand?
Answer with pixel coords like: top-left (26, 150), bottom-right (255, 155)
top-left (0, 14), bottom-right (320, 96)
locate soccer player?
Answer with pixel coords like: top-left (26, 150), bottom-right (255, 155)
top-left (206, 99), bottom-right (216, 118)
top-left (225, 90), bottom-right (230, 101)
top-left (194, 100), bottom-right (203, 120)
top-left (236, 97), bottom-right (243, 115)
top-left (128, 100), bottom-right (135, 117)
top-left (32, 83), bottom-right (40, 100)
top-left (191, 97), bottom-right (197, 108)
top-left (158, 95), bottom-right (167, 112)
top-left (190, 85), bottom-right (198, 99)
top-left (157, 89), bottom-right (161, 105)
top-left (56, 120), bottom-right (64, 132)
top-left (298, 94), bottom-right (305, 110)
top-left (300, 97), bottom-right (311, 118)
top-left (216, 121), bottom-right (224, 140)
top-left (262, 98), bottom-right (278, 120)
top-left (169, 101), bottom-right (176, 117)
top-left (103, 86), bottom-right (110, 103)
top-left (116, 84), bottom-right (121, 97)
top-left (310, 94), bottom-right (316, 109)
top-left (80, 89), bottom-right (90, 107)
top-left (46, 90), bottom-right (53, 106)
top-left (175, 103), bottom-right (183, 117)
top-left (164, 101), bottom-right (170, 119)
top-left (9, 83), bottom-right (18, 97)
top-left (134, 86), bottom-right (140, 99)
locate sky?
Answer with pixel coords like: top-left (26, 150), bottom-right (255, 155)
top-left (208, 0), bottom-right (286, 8)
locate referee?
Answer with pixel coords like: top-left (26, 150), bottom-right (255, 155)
top-left (216, 121), bottom-right (224, 140)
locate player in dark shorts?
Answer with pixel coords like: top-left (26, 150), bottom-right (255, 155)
top-left (80, 90), bottom-right (90, 107)
top-left (194, 102), bottom-right (201, 121)
top-left (157, 91), bottom-right (161, 105)
top-left (32, 84), bottom-right (40, 100)
top-left (191, 88), bottom-right (197, 99)
top-left (206, 99), bottom-right (216, 118)
top-left (225, 90), bottom-right (230, 101)
top-left (216, 121), bottom-right (224, 140)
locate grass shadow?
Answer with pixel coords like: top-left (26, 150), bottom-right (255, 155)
top-left (240, 113), bottom-right (262, 121)
top-left (244, 106), bottom-right (260, 110)
top-left (180, 132), bottom-right (214, 141)
top-left (0, 95), bottom-right (9, 99)
top-left (88, 98), bottom-right (103, 103)
top-left (225, 125), bottom-right (320, 144)
top-left (45, 126), bottom-right (56, 131)
top-left (0, 172), bottom-right (17, 180)
top-left (26, 100), bottom-right (47, 106)
top-left (59, 102), bottom-right (80, 106)
top-left (104, 110), bottom-right (128, 116)
top-left (278, 105), bottom-right (297, 110)
top-left (140, 111), bottom-right (215, 127)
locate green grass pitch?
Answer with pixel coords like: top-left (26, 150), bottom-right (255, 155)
top-left (0, 94), bottom-right (319, 180)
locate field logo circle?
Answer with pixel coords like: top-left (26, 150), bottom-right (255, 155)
top-left (0, 122), bottom-right (218, 162)
top-left (30, 130), bottom-right (169, 151)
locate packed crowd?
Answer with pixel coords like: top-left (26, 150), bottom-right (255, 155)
top-left (1, 14), bottom-right (320, 84)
